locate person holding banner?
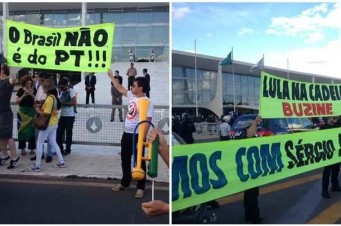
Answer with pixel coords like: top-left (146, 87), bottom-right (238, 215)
top-left (320, 116), bottom-right (341, 199)
top-left (107, 69), bottom-right (154, 199)
top-left (179, 113), bottom-right (196, 144)
top-left (234, 115), bottom-right (263, 224)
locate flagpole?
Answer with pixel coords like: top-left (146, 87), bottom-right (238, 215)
top-left (195, 39), bottom-right (198, 117)
top-left (232, 47), bottom-right (236, 113)
top-left (287, 58), bottom-right (289, 79)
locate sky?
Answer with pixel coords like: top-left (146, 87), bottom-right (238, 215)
top-left (172, 2), bottom-right (341, 79)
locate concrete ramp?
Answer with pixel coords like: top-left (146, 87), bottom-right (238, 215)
top-left (73, 61), bottom-right (169, 106)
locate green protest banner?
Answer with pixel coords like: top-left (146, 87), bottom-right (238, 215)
top-left (6, 19), bottom-right (114, 72)
top-left (172, 128), bottom-right (341, 212)
top-left (259, 71), bottom-right (341, 118)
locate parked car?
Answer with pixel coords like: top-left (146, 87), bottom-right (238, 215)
top-left (229, 114), bottom-right (317, 139)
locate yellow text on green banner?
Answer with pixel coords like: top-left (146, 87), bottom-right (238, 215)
top-left (6, 19), bottom-right (114, 72)
top-left (259, 71), bottom-right (341, 118)
top-left (172, 128), bottom-right (341, 212)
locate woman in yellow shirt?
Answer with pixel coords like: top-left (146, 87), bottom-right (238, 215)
top-left (28, 78), bottom-right (66, 172)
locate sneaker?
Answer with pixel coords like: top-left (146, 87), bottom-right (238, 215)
top-left (0, 156), bottom-right (10, 165)
top-left (111, 184), bottom-right (128, 192)
top-left (7, 157), bottom-right (20, 169)
top-left (46, 156), bottom-right (53, 163)
top-left (27, 163), bottom-right (41, 172)
top-left (135, 189), bottom-right (145, 199)
top-left (56, 162), bottom-right (67, 168)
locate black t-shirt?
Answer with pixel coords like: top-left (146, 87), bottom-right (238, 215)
top-left (16, 88), bottom-right (35, 107)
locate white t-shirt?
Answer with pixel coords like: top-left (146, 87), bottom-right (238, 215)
top-left (129, 52), bottom-right (134, 61)
top-left (219, 122), bottom-right (231, 137)
top-left (35, 85), bottom-right (46, 102)
top-left (124, 91), bottom-right (154, 134)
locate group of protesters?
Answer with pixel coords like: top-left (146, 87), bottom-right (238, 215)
top-left (0, 65), bottom-right (75, 171)
top-left (173, 110), bottom-right (341, 223)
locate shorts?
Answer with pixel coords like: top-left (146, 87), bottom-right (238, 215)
top-left (0, 111), bottom-right (13, 139)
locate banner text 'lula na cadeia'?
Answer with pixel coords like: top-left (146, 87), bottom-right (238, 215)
top-left (259, 71), bottom-right (341, 118)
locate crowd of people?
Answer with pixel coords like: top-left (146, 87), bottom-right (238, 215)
top-left (173, 111), bottom-right (341, 223)
top-left (0, 67), bottom-right (77, 171)
top-left (0, 62), bottom-right (168, 218)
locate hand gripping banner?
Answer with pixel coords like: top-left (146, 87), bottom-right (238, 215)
top-left (259, 71), bottom-right (341, 118)
top-left (172, 128), bottom-right (341, 212)
top-left (6, 19), bottom-right (114, 72)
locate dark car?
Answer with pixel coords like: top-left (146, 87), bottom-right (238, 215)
top-left (229, 114), bottom-right (317, 139)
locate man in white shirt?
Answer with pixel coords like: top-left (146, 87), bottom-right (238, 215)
top-left (107, 69), bottom-right (154, 199)
top-left (219, 115), bottom-right (232, 141)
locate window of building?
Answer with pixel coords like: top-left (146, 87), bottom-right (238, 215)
top-left (112, 47), bottom-right (122, 62)
top-left (173, 66), bottom-right (184, 77)
top-left (152, 7), bottom-right (168, 23)
top-left (11, 14), bottom-right (27, 22)
top-left (172, 78), bottom-right (185, 91)
top-left (87, 12), bottom-right (100, 25)
top-left (42, 11), bottom-right (54, 26)
top-left (53, 11), bottom-right (67, 27)
top-left (122, 47), bottom-right (132, 62)
top-left (136, 27), bottom-right (151, 44)
top-left (67, 12), bottom-right (81, 27)
top-left (151, 25), bottom-right (168, 44)
top-left (109, 9), bottom-right (123, 25)
top-left (153, 46), bottom-right (166, 61)
top-left (122, 26), bottom-right (136, 44)
top-left (138, 8), bottom-right (151, 24)
top-left (123, 8), bottom-right (137, 24)
top-left (27, 13), bottom-right (40, 25)
top-left (135, 47), bottom-right (150, 60)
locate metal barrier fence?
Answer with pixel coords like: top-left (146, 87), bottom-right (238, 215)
top-left (11, 103), bottom-right (170, 146)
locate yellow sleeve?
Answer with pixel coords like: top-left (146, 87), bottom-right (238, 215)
top-left (42, 96), bottom-right (54, 114)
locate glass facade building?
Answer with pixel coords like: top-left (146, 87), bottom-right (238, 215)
top-left (0, 2), bottom-right (169, 84)
top-left (173, 66), bottom-right (260, 107)
top-left (173, 50), bottom-right (341, 117)
top-left (1, 3), bottom-right (169, 62)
